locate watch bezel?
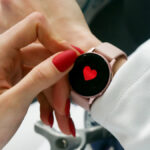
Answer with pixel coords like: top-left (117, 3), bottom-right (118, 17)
top-left (88, 48), bottom-right (112, 101)
top-left (70, 49), bottom-right (112, 99)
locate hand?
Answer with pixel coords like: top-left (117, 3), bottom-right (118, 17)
top-left (0, 0), bottom-right (126, 136)
top-left (0, 0), bottom-right (101, 134)
top-left (0, 12), bottom-right (79, 149)
top-left (0, 0), bottom-right (100, 49)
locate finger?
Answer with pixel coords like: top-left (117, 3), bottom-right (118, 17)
top-left (43, 85), bottom-right (73, 136)
top-left (38, 92), bottom-right (54, 127)
top-left (42, 87), bottom-right (54, 127)
top-left (43, 77), bottom-right (72, 134)
top-left (21, 43), bottom-right (53, 77)
top-left (43, 87), bottom-right (53, 109)
top-left (21, 43), bottom-right (52, 67)
top-left (55, 111), bottom-right (76, 137)
top-left (0, 0), bottom-right (23, 32)
top-left (0, 12), bottom-right (72, 53)
top-left (5, 49), bottom-right (78, 106)
top-left (52, 76), bottom-right (71, 116)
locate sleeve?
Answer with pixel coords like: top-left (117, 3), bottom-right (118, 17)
top-left (90, 39), bottom-right (150, 150)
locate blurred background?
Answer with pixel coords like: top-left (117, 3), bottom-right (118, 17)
top-left (78, 0), bottom-right (150, 55)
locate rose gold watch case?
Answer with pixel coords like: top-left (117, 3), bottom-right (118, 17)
top-left (70, 42), bottom-right (127, 111)
top-left (70, 48), bottom-right (113, 111)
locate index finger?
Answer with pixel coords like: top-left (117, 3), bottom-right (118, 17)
top-left (0, 12), bottom-right (72, 53)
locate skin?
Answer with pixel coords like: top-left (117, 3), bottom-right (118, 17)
top-left (0, 12), bottom-right (82, 149)
top-left (0, 0), bottom-right (127, 147)
top-left (0, 0), bottom-right (102, 135)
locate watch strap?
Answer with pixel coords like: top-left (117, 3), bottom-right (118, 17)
top-left (70, 42), bottom-right (127, 111)
top-left (94, 42), bottom-right (127, 62)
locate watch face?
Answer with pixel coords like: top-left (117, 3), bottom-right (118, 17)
top-left (69, 52), bottom-right (111, 97)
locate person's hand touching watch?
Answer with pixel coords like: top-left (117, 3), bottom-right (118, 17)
top-left (0, 0), bottom-right (127, 135)
top-left (0, 12), bottom-right (81, 149)
top-left (0, 0), bottom-right (100, 50)
top-left (0, 0), bottom-right (100, 134)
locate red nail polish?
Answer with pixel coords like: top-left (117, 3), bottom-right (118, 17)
top-left (71, 45), bottom-right (84, 54)
top-left (48, 111), bottom-right (54, 128)
top-left (69, 118), bottom-right (76, 137)
top-left (52, 50), bottom-right (77, 72)
top-left (65, 99), bottom-right (70, 116)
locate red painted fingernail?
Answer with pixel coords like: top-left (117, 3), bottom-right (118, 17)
top-left (71, 45), bottom-right (84, 54)
top-left (48, 111), bottom-right (54, 128)
top-left (69, 118), bottom-right (76, 137)
top-left (65, 98), bottom-right (70, 116)
top-left (52, 50), bottom-right (77, 72)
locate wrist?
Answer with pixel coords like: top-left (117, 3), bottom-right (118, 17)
top-left (69, 28), bottom-right (127, 74)
top-left (76, 32), bottom-right (102, 51)
top-left (65, 26), bottom-right (101, 51)
top-left (112, 56), bottom-right (127, 75)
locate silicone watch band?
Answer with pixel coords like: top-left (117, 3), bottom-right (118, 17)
top-left (94, 42), bottom-right (127, 62)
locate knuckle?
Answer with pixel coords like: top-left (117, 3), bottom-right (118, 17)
top-left (29, 12), bottom-right (46, 24)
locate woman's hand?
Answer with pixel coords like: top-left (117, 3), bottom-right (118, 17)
top-left (0, 0), bottom-right (101, 49)
top-left (0, 12), bottom-right (80, 149)
top-left (0, 0), bottom-right (101, 133)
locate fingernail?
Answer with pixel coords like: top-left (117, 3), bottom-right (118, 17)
top-left (69, 118), bottom-right (76, 137)
top-left (52, 50), bottom-right (77, 72)
top-left (71, 45), bottom-right (84, 54)
top-left (48, 111), bottom-right (54, 128)
top-left (65, 98), bottom-right (70, 116)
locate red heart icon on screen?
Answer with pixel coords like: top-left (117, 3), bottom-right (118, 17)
top-left (83, 66), bottom-right (97, 81)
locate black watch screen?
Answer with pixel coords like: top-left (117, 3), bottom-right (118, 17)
top-left (69, 53), bottom-right (111, 96)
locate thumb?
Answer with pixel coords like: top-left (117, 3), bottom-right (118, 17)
top-left (8, 49), bottom-right (78, 104)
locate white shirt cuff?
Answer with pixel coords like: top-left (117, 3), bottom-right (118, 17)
top-left (91, 39), bottom-right (150, 150)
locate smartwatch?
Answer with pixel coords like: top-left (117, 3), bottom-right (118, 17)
top-left (69, 42), bottom-right (127, 110)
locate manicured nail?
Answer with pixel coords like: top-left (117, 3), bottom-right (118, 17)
top-left (65, 98), bottom-right (70, 116)
top-left (71, 45), bottom-right (84, 54)
top-left (52, 50), bottom-right (77, 72)
top-left (69, 118), bottom-right (76, 137)
top-left (48, 111), bottom-right (54, 128)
